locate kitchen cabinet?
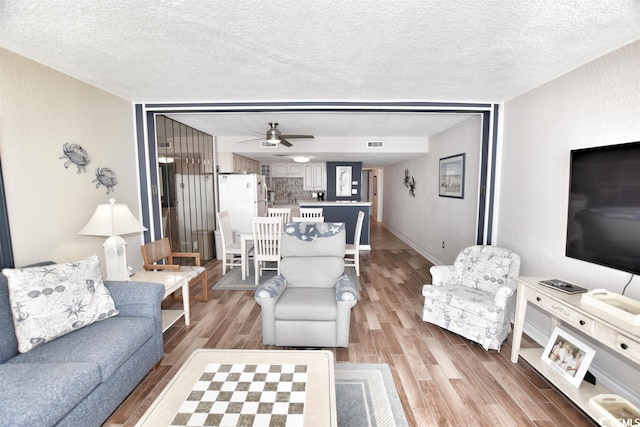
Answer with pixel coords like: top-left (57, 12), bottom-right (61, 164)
top-left (272, 163), bottom-right (288, 177)
top-left (271, 162), bottom-right (304, 178)
top-left (287, 163), bottom-right (303, 177)
top-left (303, 162), bottom-right (326, 190)
top-left (217, 153), bottom-right (259, 174)
top-left (261, 163), bottom-right (271, 187)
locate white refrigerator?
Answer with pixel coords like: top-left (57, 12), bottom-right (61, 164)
top-left (218, 174), bottom-right (267, 231)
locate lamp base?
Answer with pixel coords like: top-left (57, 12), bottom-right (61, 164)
top-left (103, 236), bottom-right (130, 281)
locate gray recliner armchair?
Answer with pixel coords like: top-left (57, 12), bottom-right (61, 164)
top-left (254, 222), bottom-right (358, 348)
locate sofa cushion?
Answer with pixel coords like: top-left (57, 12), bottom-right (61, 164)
top-left (2, 255), bottom-right (119, 353)
top-left (7, 316), bottom-right (155, 381)
top-left (275, 288), bottom-right (337, 321)
top-left (0, 362), bottom-right (101, 427)
top-left (280, 257), bottom-right (344, 287)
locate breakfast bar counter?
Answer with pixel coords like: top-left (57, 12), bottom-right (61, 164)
top-left (299, 201), bottom-right (371, 248)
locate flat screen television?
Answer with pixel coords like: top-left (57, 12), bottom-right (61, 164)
top-left (566, 141), bottom-right (640, 275)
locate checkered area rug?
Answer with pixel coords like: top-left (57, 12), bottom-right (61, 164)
top-left (170, 363), bottom-right (308, 426)
top-left (164, 362), bottom-right (408, 427)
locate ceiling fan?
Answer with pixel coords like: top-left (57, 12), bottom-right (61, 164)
top-left (238, 122), bottom-right (314, 147)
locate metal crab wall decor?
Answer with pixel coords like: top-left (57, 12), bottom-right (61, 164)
top-left (409, 177), bottom-right (417, 197)
top-left (93, 167), bottom-right (118, 194)
top-left (59, 143), bottom-right (90, 173)
top-left (403, 169), bottom-right (417, 197)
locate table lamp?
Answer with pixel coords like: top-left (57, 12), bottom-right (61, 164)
top-left (79, 198), bottom-right (147, 280)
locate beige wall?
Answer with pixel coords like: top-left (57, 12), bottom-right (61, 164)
top-left (498, 40), bottom-right (640, 404)
top-left (0, 48), bottom-right (143, 271)
top-left (382, 116), bottom-right (482, 265)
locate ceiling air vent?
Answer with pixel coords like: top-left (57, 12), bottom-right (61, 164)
top-left (367, 140), bottom-right (384, 148)
top-left (260, 140), bottom-right (278, 148)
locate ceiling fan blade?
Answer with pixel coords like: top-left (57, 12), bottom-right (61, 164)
top-left (279, 138), bottom-right (293, 147)
top-left (281, 134), bottom-right (314, 139)
top-left (236, 137), bottom-right (263, 144)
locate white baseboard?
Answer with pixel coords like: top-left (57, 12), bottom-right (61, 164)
top-left (381, 222), bottom-right (444, 267)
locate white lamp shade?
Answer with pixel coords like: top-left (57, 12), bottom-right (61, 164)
top-left (79, 199), bottom-right (147, 237)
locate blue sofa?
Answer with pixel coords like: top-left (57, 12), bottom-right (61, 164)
top-left (0, 270), bottom-right (165, 427)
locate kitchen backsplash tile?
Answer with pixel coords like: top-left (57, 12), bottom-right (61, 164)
top-left (271, 178), bottom-right (314, 203)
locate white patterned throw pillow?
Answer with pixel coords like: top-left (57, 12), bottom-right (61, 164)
top-left (2, 255), bottom-right (119, 353)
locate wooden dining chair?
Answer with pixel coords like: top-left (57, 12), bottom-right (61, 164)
top-left (141, 237), bottom-right (208, 301)
top-left (267, 207), bottom-right (291, 223)
top-left (344, 210), bottom-right (365, 276)
top-left (292, 216), bottom-right (325, 222)
top-left (252, 216), bottom-right (282, 286)
top-left (216, 210), bottom-right (251, 275)
top-left (299, 208), bottom-right (323, 218)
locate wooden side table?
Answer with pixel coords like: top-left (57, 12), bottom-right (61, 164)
top-left (131, 270), bottom-right (190, 331)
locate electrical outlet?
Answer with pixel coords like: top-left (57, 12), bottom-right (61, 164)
top-left (193, 241), bottom-right (198, 251)
top-left (442, 241), bottom-right (445, 249)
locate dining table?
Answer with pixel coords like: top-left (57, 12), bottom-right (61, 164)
top-left (239, 230), bottom-right (254, 280)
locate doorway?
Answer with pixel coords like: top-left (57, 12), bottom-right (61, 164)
top-left (156, 116), bottom-right (216, 261)
top-left (136, 102), bottom-right (499, 246)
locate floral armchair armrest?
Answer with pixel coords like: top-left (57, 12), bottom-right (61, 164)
top-left (493, 279), bottom-right (518, 308)
top-left (429, 265), bottom-right (460, 287)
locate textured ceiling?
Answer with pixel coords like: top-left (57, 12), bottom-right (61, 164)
top-left (2, 0), bottom-right (640, 165)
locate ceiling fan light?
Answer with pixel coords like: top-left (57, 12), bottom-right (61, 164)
top-left (293, 155), bottom-right (311, 163)
top-left (266, 125), bottom-right (280, 144)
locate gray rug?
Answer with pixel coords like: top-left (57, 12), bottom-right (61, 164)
top-left (213, 264), bottom-right (361, 291)
top-left (335, 363), bottom-right (408, 427)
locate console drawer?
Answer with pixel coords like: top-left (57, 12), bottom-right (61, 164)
top-left (532, 291), bottom-right (595, 332)
top-left (616, 334), bottom-right (640, 365)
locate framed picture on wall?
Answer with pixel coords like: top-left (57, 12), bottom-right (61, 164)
top-left (336, 166), bottom-right (352, 197)
top-left (439, 153), bottom-right (465, 198)
top-left (541, 327), bottom-right (595, 388)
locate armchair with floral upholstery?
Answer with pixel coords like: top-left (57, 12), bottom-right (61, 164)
top-left (254, 222), bottom-right (358, 348)
top-left (422, 245), bottom-right (521, 351)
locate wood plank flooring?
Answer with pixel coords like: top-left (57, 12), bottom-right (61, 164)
top-left (105, 221), bottom-right (595, 426)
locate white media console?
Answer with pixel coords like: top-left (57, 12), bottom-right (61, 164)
top-left (511, 277), bottom-right (640, 423)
